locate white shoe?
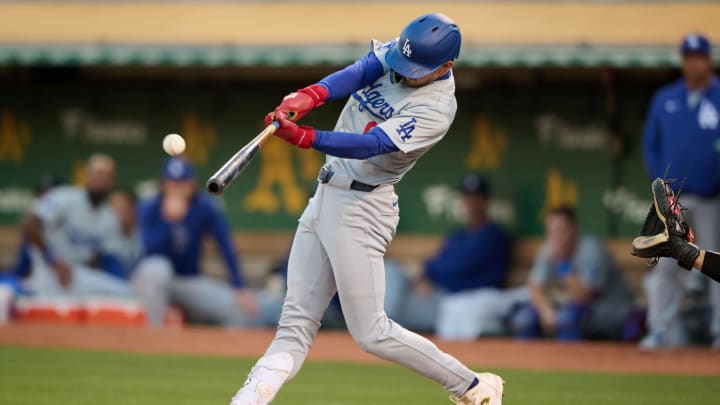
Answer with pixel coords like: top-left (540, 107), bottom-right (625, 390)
top-left (230, 378), bottom-right (277, 405)
top-left (230, 353), bottom-right (294, 405)
top-left (450, 372), bottom-right (504, 405)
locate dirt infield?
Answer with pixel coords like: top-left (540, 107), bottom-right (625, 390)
top-left (1, 323), bottom-right (719, 376)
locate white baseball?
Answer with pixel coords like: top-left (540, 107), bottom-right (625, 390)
top-left (162, 133), bottom-right (186, 156)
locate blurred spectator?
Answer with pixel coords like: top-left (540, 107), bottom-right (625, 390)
top-left (641, 33), bottom-right (720, 350)
top-left (512, 207), bottom-right (634, 341)
top-left (20, 154), bottom-right (133, 297)
top-left (8, 174), bottom-right (63, 284)
top-left (108, 189), bottom-right (143, 274)
top-left (386, 174), bottom-right (519, 340)
top-left (132, 157), bottom-right (281, 327)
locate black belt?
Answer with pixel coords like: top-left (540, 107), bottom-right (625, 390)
top-left (318, 167), bottom-right (379, 192)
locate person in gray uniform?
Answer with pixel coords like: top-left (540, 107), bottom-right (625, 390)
top-left (230, 13), bottom-right (503, 405)
top-left (21, 154), bottom-right (133, 297)
top-left (512, 207), bottom-right (634, 340)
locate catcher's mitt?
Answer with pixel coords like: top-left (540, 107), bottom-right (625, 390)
top-left (631, 178), bottom-right (700, 270)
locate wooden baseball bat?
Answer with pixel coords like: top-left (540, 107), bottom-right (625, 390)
top-left (206, 121), bottom-right (279, 194)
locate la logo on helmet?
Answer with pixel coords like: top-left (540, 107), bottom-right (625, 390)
top-left (402, 39), bottom-right (412, 58)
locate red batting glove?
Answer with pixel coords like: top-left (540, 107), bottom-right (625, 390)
top-left (264, 84), bottom-right (328, 124)
top-left (272, 111), bottom-right (316, 149)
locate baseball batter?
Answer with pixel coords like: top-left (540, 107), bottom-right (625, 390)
top-left (231, 13), bottom-right (504, 405)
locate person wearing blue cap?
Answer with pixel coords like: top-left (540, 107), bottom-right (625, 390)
top-left (512, 207), bottom-right (634, 341)
top-left (641, 32), bottom-right (720, 350)
top-left (231, 13), bottom-right (504, 405)
top-left (133, 157), bottom-right (280, 328)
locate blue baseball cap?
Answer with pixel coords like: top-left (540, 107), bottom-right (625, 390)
top-left (162, 157), bottom-right (195, 181)
top-left (681, 33), bottom-right (711, 56)
top-left (385, 13), bottom-right (461, 79)
top-left (459, 173), bottom-right (490, 196)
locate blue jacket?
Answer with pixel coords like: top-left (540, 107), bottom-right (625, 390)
top-left (424, 223), bottom-right (510, 293)
top-left (138, 193), bottom-right (244, 288)
top-left (643, 77), bottom-right (720, 197)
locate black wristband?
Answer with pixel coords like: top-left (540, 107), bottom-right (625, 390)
top-left (701, 251), bottom-right (720, 284)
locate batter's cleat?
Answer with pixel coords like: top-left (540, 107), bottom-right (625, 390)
top-left (230, 378), bottom-right (277, 405)
top-left (230, 353), bottom-right (293, 405)
top-left (449, 372), bottom-right (504, 405)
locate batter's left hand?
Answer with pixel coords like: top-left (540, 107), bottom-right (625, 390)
top-left (272, 111), bottom-right (317, 149)
top-left (234, 288), bottom-right (259, 316)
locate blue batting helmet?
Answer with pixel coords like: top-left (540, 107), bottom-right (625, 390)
top-left (385, 13), bottom-right (462, 79)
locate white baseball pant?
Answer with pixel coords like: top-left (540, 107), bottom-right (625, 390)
top-left (247, 179), bottom-right (477, 398)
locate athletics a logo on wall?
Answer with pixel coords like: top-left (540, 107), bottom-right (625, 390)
top-left (402, 39), bottom-right (412, 58)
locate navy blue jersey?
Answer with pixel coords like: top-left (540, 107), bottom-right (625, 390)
top-left (138, 193), bottom-right (244, 288)
top-left (643, 77), bottom-right (720, 197)
top-left (424, 223), bottom-right (510, 293)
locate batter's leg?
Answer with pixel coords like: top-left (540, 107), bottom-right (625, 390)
top-left (231, 218), bottom-right (337, 405)
top-left (319, 197), bottom-right (477, 397)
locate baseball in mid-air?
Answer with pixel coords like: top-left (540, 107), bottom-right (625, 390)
top-left (162, 133), bottom-right (186, 156)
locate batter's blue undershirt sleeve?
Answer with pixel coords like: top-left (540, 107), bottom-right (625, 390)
top-left (209, 205), bottom-right (245, 288)
top-left (312, 127), bottom-right (399, 159)
top-left (319, 51), bottom-right (385, 101)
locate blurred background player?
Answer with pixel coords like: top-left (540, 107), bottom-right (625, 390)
top-left (512, 207), bottom-right (634, 341)
top-left (108, 189), bottom-right (143, 276)
top-left (133, 157), bottom-right (281, 327)
top-left (1, 174), bottom-right (63, 296)
top-left (233, 13), bottom-right (504, 405)
top-left (20, 154), bottom-right (133, 297)
top-left (641, 33), bottom-right (720, 349)
top-left (386, 174), bottom-right (521, 340)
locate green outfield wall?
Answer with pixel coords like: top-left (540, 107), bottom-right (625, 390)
top-left (0, 69), bottom-right (680, 236)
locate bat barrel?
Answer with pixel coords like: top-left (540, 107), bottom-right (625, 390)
top-left (206, 177), bottom-right (225, 194)
top-left (206, 146), bottom-right (253, 194)
top-left (205, 122), bottom-right (278, 195)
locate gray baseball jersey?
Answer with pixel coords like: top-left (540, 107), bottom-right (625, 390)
top-left (327, 39), bottom-right (457, 186)
top-left (34, 186), bottom-right (122, 266)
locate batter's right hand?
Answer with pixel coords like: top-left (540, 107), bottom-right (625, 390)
top-left (53, 260), bottom-right (73, 288)
top-left (265, 84), bottom-right (328, 124)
